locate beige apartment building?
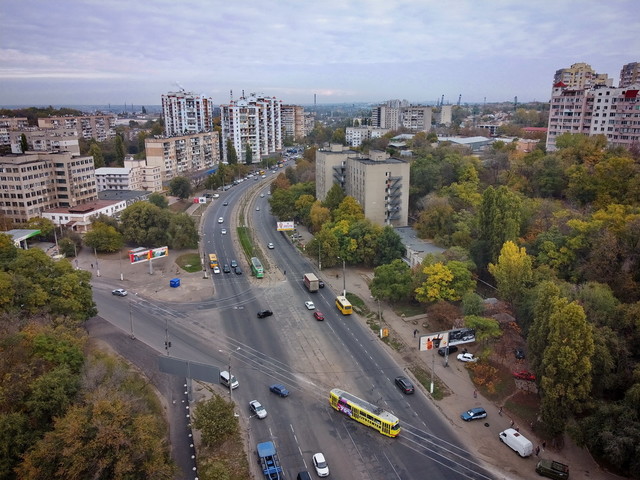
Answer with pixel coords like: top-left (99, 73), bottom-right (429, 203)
top-left (9, 127), bottom-right (80, 155)
top-left (281, 105), bottom-right (309, 141)
top-left (371, 100), bottom-right (433, 132)
top-left (316, 144), bottom-right (409, 227)
top-left (145, 131), bottom-right (220, 182)
top-left (0, 117), bottom-right (29, 145)
top-left (0, 151), bottom-right (97, 225)
top-left (619, 62), bottom-right (640, 88)
top-left (553, 62), bottom-right (612, 89)
top-left (345, 126), bottom-right (390, 147)
top-left (37, 114), bottom-right (116, 142)
top-left (95, 158), bottom-right (162, 192)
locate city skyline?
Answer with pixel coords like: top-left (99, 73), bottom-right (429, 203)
top-left (1, 0), bottom-right (639, 107)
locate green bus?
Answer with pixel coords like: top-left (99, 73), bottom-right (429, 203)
top-left (250, 257), bottom-right (264, 278)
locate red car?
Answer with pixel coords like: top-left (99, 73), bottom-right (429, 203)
top-left (513, 370), bottom-right (536, 382)
top-left (314, 311), bottom-right (325, 321)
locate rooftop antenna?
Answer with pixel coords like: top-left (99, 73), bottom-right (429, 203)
top-left (230, 89), bottom-right (233, 102)
top-left (174, 81), bottom-right (185, 92)
top-left (441, 94), bottom-right (445, 106)
top-left (514, 96), bottom-right (518, 110)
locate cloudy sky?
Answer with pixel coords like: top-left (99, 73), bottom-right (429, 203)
top-left (1, 0), bottom-right (639, 107)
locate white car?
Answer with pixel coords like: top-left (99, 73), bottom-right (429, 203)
top-left (212, 193), bottom-right (220, 198)
top-left (249, 400), bottom-right (267, 419)
top-left (111, 288), bottom-right (128, 297)
top-left (267, 242), bottom-right (274, 249)
top-left (312, 453), bottom-right (329, 477)
top-left (260, 193), bottom-right (265, 197)
top-left (221, 228), bottom-right (227, 235)
top-left (218, 217), bottom-right (224, 223)
top-left (457, 352), bottom-right (478, 363)
top-left (256, 206), bottom-right (260, 211)
top-left (213, 266), bottom-right (221, 274)
top-left (304, 301), bottom-right (315, 310)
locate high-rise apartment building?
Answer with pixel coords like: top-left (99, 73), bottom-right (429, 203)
top-left (546, 81), bottom-right (640, 151)
top-left (553, 62), bottom-right (612, 89)
top-left (9, 127), bottom-right (80, 155)
top-left (37, 114), bottom-right (116, 142)
top-left (315, 144), bottom-right (409, 227)
top-left (161, 90), bottom-right (214, 137)
top-left (0, 152), bottom-right (97, 224)
top-left (619, 62), bottom-right (640, 88)
top-left (220, 93), bottom-right (282, 163)
top-left (371, 100), bottom-right (432, 132)
top-left (281, 105), bottom-right (310, 141)
top-left (145, 131), bottom-right (220, 182)
top-left (345, 126), bottom-right (390, 147)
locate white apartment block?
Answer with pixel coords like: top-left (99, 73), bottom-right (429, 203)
top-left (0, 152), bottom-right (97, 225)
top-left (345, 126), bottom-right (390, 147)
top-left (42, 199), bottom-right (127, 233)
top-left (37, 114), bottom-right (116, 142)
top-left (546, 81), bottom-right (640, 151)
top-left (281, 105), bottom-right (309, 141)
top-left (315, 145), bottom-right (409, 227)
top-left (0, 117), bottom-right (29, 145)
top-left (95, 158), bottom-right (162, 193)
top-left (371, 101), bottom-right (432, 132)
top-left (620, 62), bottom-right (640, 88)
top-left (436, 105), bottom-right (453, 126)
top-left (162, 90), bottom-right (214, 137)
top-left (9, 127), bottom-right (80, 155)
top-left (144, 131), bottom-right (220, 182)
top-left (125, 158), bottom-right (162, 192)
top-left (220, 93), bottom-right (283, 163)
top-left (553, 62), bottom-right (612, 89)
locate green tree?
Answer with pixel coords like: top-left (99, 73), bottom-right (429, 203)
top-left (58, 237), bottom-right (77, 258)
top-left (462, 292), bottom-right (484, 316)
top-left (527, 281), bottom-right (562, 374)
top-left (244, 143), bottom-right (253, 165)
top-left (464, 315), bottom-right (501, 347)
top-left (331, 128), bottom-right (345, 145)
top-left (373, 226), bottom-right (404, 266)
top-left (120, 202), bottom-right (171, 247)
top-left (415, 262), bottom-right (455, 303)
top-left (309, 201), bottom-right (331, 233)
top-left (334, 196), bottom-right (364, 223)
top-left (26, 217), bottom-right (55, 240)
top-left (476, 186), bottom-right (522, 267)
top-left (226, 140), bottom-right (238, 164)
top-left (488, 241), bottom-right (533, 305)
top-left (169, 176), bottom-right (192, 199)
top-left (539, 298), bottom-right (594, 438)
top-left (114, 134), bottom-right (125, 165)
top-left (89, 142), bottom-right (104, 169)
top-left (167, 213), bottom-right (199, 249)
top-left (20, 133), bottom-right (28, 153)
top-left (83, 222), bottom-right (124, 253)
top-left (148, 192), bottom-right (169, 209)
top-left (193, 394), bottom-right (239, 447)
top-left (370, 259), bottom-right (413, 303)
top-left (323, 183), bottom-right (346, 211)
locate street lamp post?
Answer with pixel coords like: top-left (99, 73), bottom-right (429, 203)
top-left (318, 244), bottom-right (321, 271)
top-left (129, 297), bottom-right (135, 339)
top-left (164, 318), bottom-right (171, 355)
top-left (341, 258), bottom-right (346, 297)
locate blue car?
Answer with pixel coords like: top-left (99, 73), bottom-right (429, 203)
top-left (461, 407), bottom-right (487, 421)
top-left (269, 384), bottom-right (289, 397)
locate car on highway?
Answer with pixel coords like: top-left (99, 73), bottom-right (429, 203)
top-left (394, 375), bottom-right (415, 394)
top-left (249, 400), bottom-right (267, 419)
top-left (269, 384), bottom-right (289, 397)
top-left (213, 266), bottom-right (221, 274)
top-left (437, 345), bottom-right (459, 356)
top-left (312, 453), bottom-right (329, 477)
top-left (304, 301), bottom-right (315, 310)
top-left (221, 228), bottom-right (227, 235)
top-left (223, 264), bottom-right (231, 273)
top-left (112, 288), bottom-right (128, 297)
top-left (513, 370), bottom-right (536, 382)
top-left (218, 217), bottom-right (224, 223)
top-left (457, 352), bottom-right (478, 363)
top-left (223, 201), bottom-right (229, 206)
top-left (318, 280), bottom-right (325, 288)
top-left (230, 260), bottom-right (238, 268)
top-left (314, 311), bottom-right (325, 321)
top-left (267, 242), bottom-right (274, 249)
top-left (256, 206), bottom-right (260, 211)
top-left (234, 266), bottom-right (243, 275)
top-left (257, 310), bottom-right (273, 318)
top-left (461, 407), bottom-right (487, 421)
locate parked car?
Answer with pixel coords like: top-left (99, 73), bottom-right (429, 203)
top-left (111, 288), bottom-right (128, 297)
top-left (514, 348), bottom-right (526, 359)
top-left (394, 375), bottom-right (415, 394)
top-left (314, 311), bottom-right (325, 321)
top-left (269, 384), bottom-right (289, 397)
top-left (257, 310), bottom-right (273, 318)
top-left (312, 453), bottom-right (329, 477)
top-left (249, 400), bottom-right (267, 419)
top-left (304, 301), bottom-right (315, 310)
top-left (457, 352), bottom-right (478, 363)
top-left (267, 242), bottom-right (274, 249)
top-left (513, 370), bottom-right (536, 382)
top-left (223, 264), bottom-right (231, 273)
top-left (461, 407), bottom-right (487, 421)
top-left (437, 345), bottom-right (459, 356)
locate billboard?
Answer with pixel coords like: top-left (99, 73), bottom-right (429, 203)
top-left (193, 197), bottom-right (207, 204)
top-left (448, 328), bottom-right (476, 346)
top-left (419, 331), bottom-right (448, 352)
top-left (129, 246), bottom-right (169, 264)
top-left (277, 221), bottom-right (295, 231)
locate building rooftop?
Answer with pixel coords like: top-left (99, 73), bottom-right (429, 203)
top-left (95, 167), bottom-right (132, 174)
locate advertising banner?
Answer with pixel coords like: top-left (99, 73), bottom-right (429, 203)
top-left (129, 246), bottom-right (169, 264)
top-left (448, 328), bottom-right (476, 346)
top-left (277, 221), bottom-right (295, 231)
top-left (419, 331), bottom-right (448, 352)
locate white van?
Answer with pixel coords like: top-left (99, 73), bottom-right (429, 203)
top-left (498, 428), bottom-right (533, 457)
top-left (219, 370), bottom-right (239, 389)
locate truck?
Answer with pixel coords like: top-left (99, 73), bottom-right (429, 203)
top-left (303, 273), bottom-right (319, 292)
top-left (536, 459), bottom-right (570, 479)
top-left (498, 428), bottom-right (533, 457)
top-left (257, 441), bottom-right (282, 480)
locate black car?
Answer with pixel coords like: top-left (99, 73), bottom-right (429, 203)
top-left (318, 280), bottom-right (325, 288)
top-left (437, 345), bottom-right (459, 356)
top-left (394, 375), bottom-right (415, 394)
top-left (515, 348), bottom-right (526, 359)
top-left (223, 201), bottom-right (229, 206)
top-left (257, 310), bottom-right (273, 318)
top-left (234, 266), bottom-right (243, 275)
top-left (223, 264), bottom-right (231, 273)
top-left (230, 260), bottom-right (238, 268)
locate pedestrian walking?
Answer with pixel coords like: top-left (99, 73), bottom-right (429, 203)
top-left (413, 329), bottom-right (418, 338)
top-left (473, 390), bottom-right (477, 398)
top-left (535, 445), bottom-right (540, 457)
top-left (283, 270), bottom-right (286, 275)
top-left (510, 419), bottom-right (514, 427)
top-left (91, 263), bottom-right (93, 269)
top-left (498, 406), bottom-right (503, 416)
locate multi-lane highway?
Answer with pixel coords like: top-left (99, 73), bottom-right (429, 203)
top-left (93, 171), bottom-right (496, 479)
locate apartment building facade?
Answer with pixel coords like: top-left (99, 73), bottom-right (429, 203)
top-left (281, 105), bottom-right (310, 141)
top-left (619, 62), bottom-right (640, 88)
top-left (161, 90), bottom-right (214, 137)
top-left (0, 152), bottom-right (97, 225)
top-left (553, 62), bottom-right (612, 89)
top-left (371, 100), bottom-right (432, 132)
top-left (0, 117), bottom-right (29, 145)
top-left (315, 144), bottom-right (409, 227)
top-left (546, 81), bottom-right (640, 151)
top-left (220, 93), bottom-right (283, 163)
top-left (9, 127), bottom-right (80, 155)
top-left (345, 126), bottom-right (390, 147)
top-left (144, 131), bottom-right (219, 182)
top-left (95, 158), bottom-right (162, 192)
top-left (37, 114), bottom-right (116, 142)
